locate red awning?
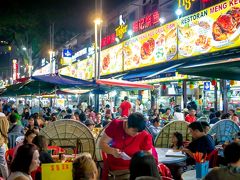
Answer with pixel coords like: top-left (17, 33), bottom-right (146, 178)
top-left (15, 77), bottom-right (30, 83)
top-left (96, 79), bottom-right (153, 89)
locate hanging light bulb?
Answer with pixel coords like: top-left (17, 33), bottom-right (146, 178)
top-left (230, 80), bottom-right (235, 86)
top-left (211, 79), bottom-right (217, 86)
top-left (162, 84), bottom-right (167, 90)
top-left (178, 80), bottom-right (182, 87)
top-left (189, 82), bottom-right (194, 90)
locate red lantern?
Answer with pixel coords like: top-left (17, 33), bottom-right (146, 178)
top-left (211, 79), bottom-right (217, 86)
top-left (162, 84), bottom-right (167, 90)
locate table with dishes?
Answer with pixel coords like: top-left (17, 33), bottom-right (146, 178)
top-left (155, 148), bottom-right (187, 164)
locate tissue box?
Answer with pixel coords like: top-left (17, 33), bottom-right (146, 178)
top-left (196, 161), bottom-right (209, 179)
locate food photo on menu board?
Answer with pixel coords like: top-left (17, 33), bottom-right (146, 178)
top-left (178, 0), bottom-right (240, 59)
top-left (123, 21), bottom-right (177, 71)
top-left (100, 44), bottom-right (123, 75)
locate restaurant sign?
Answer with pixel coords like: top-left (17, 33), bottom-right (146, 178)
top-left (132, 11), bottom-right (160, 33)
top-left (178, 0), bottom-right (240, 59)
top-left (123, 21), bottom-right (178, 71)
top-left (100, 43), bottom-right (123, 76)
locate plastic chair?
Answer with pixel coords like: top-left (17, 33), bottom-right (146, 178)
top-left (101, 152), bottom-right (130, 180)
top-left (47, 146), bottom-right (65, 155)
top-left (161, 177), bottom-right (174, 180)
top-left (207, 149), bottom-right (218, 168)
top-left (157, 163), bottom-right (173, 178)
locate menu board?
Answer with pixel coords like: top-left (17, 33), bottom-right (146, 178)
top-left (58, 56), bottom-right (95, 80)
top-left (100, 44), bottom-right (123, 75)
top-left (77, 56), bottom-right (95, 80)
top-left (123, 21), bottom-right (178, 71)
top-left (178, 0), bottom-right (240, 59)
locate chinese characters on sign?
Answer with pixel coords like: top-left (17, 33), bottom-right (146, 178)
top-left (132, 11), bottom-right (160, 33)
top-left (101, 33), bottom-right (116, 48)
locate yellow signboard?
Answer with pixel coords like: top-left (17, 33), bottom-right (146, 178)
top-left (42, 162), bottom-right (72, 180)
top-left (123, 21), bottom-right (178, 71)
top-left (178, 0), bottom-right (240, 59)
top-left (100, 43), bottom-right (123, 76)
top-left (59, 56), bottom-right (95, 80)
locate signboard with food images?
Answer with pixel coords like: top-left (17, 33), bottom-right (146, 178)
top-left (100, 44), bottom-right (123, 75)
top-left (59, 57), bottom-right (94, 80)
top-left (123, 21), bottom-right (178, 71)
top-left (77, 57), bottom-right (95, 80)
top-left (178, 0), bottom-right (240, 59)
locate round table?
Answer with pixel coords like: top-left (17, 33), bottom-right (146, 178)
top-left (155, 148), bottom-right (187, 164)
top-left (181, 168), bottom-right (212, 180)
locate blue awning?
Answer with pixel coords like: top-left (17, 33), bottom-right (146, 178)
top-left (123, 62), bottom-right (184, 81)
top-left (31, 74), bottom-right (95, 87)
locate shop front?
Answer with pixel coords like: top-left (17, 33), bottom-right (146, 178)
top-left (57, 0), bottom-right (240, 113)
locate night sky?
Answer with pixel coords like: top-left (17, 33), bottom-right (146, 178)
top-left (0, 0), bottom-right (129, 38)
top-left (0, 0), bottom-right (129, 70)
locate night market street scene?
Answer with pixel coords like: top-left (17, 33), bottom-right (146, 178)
top-left (0, 0), bottom-right (240, 180)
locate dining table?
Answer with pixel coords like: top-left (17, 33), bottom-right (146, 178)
top-left (155, 148), bottom-right (187, 164)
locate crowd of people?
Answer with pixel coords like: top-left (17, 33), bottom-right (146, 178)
top-left (0, 97), bottom-right (239, 180)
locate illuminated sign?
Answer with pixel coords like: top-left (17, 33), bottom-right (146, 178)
top-left (115, 24), bottom-right (128, 39)
top-left (12, 59), bottom-right (19, 81)
top-left (101, 33), bottom-right (116, 48)
top-left (132, 11), bottom-right (160, 33)
top-left (62, 49), bottom-right (73, 58)
top-left (72, 48), bottom-right (87, 61)
top-left (178, 0), bottom-right (196, 11)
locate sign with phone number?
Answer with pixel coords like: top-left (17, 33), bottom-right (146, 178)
top-left (42, 163), bottom-right (72, 180)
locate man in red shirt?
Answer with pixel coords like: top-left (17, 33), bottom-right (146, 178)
top-left (185, 108), bottom-right (197, 123)
top-left (120, 96), bottom-right (132, 117)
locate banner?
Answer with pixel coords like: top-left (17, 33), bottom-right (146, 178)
top-left (100, 44), bottom-right (123, 75)
top-left (123, 21), bottom-right (178, 71)
top-left (178, 0), bottom-right (240, 59)
top-left (42, 163), bottom-right (72, 180)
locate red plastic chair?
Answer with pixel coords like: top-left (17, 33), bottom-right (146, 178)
top-left (157, 163), bottom-right (173, 178)
top-left (47, 146), bottom-right (65, 155)
top-left (207, 149), bottom-right (218, 168)
top-left (161, 177), bottom-right (174, 180)
top-left (5, 148), bottom-right (15, 166)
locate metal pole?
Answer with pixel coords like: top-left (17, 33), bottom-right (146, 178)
top-left (214, 83), bottom-right (218, 111)
top-left (183, 80), bottom-right (187, 108)
top-left (221, 80), bottom-right (228, 113)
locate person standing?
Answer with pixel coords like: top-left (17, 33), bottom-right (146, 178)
top-left (0, 111), bottom-right (9, 179)
top-left (135, 99), bottom-right (143, 114)
top-left (120, 96), bottom-right (132, 117)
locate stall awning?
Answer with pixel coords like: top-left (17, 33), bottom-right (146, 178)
top-left (31, 74), bottom-right (94, 87)
top-left (123, 62), bottom-right (184, 81)
top-left (96, 79), bottom-right (153, 89)
top-left (177, 58), bottom-right (240, 80)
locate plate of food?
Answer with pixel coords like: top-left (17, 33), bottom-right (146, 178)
top-left (193, 17), bottom-right (213, 53)
top-left (179, 42), bottom-right (194, 57)
top-left (212, 7), bottom-right (240, 47)
top-left (178, 26), bottom-right (196, 43)
top-left (165, 28), bottom-right (177, 60)
top-left (140, 38), bottom-right (155, 63)
top-left (102, 54), bottom-right (111, 72)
